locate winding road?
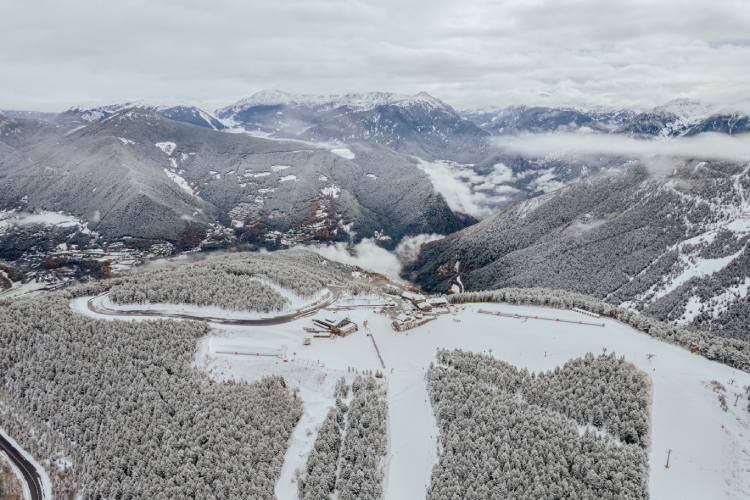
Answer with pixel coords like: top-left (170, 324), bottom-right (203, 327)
top-left (0, 433), bottom-right (44, 500)
top-left (83, 288), bottom-right (340, 325)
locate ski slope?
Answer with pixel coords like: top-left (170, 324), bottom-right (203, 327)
top-left (72, 293), bottom-right (750, 499)
top-left (191, 300), bottom-right (750, 500)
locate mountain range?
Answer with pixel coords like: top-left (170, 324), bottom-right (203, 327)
top-left (3, 92), bottom-right (750, 333)
top-left (463, 99), bottom-right (750, 137)
top-left (216, 92), bottom-right (750, 216)
top-left (0, 104), bottom-right (468, 254)
top-left (216, 90), bottom-right (491, 163)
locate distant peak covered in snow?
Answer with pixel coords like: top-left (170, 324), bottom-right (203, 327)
top-left (61, 102), bottom-right (226, 130)
top-left (652, 98), bottom-right (722, 123)
top-left (64, 102), bottom-right (142, 123)
top-left (465, 99), bottom-right (750, 125)
top-left (223, 89), bottom-right (452, 113)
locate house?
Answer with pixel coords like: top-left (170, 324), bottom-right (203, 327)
top-left (312, 317), bottom-right (358, 336)
top-left (416, 301), bottom-right (433, 312)
top-left (337, 319), bottom-right (358, 336)
top-left (401, 290), bottom-right (427, 304)
top-left (391, 312), bottom-right (436, 332)
top-left (427, 296), bottom-right (449, 308)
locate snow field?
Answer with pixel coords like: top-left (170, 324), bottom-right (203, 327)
top-left (198, 301), bottom-right (750, 500)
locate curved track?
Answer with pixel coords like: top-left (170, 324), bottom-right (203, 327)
top-left (0, 433), bottom-right (44, 500)
top-left (84, 288), bottom-right (339, 325)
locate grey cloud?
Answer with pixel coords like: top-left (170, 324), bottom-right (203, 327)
top-left (1, 0), bottom-right (749, 111)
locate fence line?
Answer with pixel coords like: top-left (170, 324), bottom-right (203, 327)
top-left (478, 309), bottom-right (605, 327)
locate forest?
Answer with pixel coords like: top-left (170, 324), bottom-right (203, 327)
top-left (107, 249), bottom-right (370, 312)
top-left (0, 293), bottom-right (303, 498)
top-left (427, 350), bottom-right (650, 499)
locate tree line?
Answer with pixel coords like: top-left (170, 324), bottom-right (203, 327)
top-left (298, 378), bottom-right (349, 500)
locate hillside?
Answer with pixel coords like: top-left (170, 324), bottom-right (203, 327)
top-left (407, 159), bottom-right (750, 340)
top-left (0, 106), bottom-right (467, 248)
top-left (69, 260), bottom-right (750, 499)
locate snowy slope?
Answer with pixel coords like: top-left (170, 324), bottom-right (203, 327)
top-left (410, 159), bottom-right (750, 340)
top-left (198, 302), bottom-right (750, 499)
top-left (74, 292), bottom-right (750, 499)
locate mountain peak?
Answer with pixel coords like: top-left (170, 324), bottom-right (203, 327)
top-left (652, 98), bottom-right (716, 122)
top-left (408, 91), bottom-right (445, 106)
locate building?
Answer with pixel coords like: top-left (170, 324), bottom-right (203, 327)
top-left (427, 296), bottom-right (449, 308)
top-left (312, 317), bottom-right (359, 336)
top-left (416, 301), bottom-right (433, 312)
top-left (401, 290), bottom-right (427, 304)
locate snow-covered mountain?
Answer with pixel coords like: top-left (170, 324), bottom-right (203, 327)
top-left (215, 94), bottom-right (748, 220)
top-left (464, 100), bottom-right (750, 137)
top-left (217, 90), bottom-right (490, 163)
top-left (57, 103), bottom-right (226, 130)
top-left (463, 106), bottom-right (637, 135)
top-left (217, 91), bottom-right (641, 216)
top-left (222, 89), bottom-right (449, 113)
top-left (0, 111), bottom-right (57, 151)
top-left (407, 159), bottom-right (750, 341)
top-left (0, 107), bottom-right (469, 252)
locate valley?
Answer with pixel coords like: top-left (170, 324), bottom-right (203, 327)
top-left (4, 2), bottom-right (750, 498)
top-left (2, 82), bottom-right (750, 500)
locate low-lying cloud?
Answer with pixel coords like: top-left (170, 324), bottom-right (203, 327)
top-left (304, 239), bottom-right (404, 281)
top-left (304, 233), bottom-right (445, 281)
top-left (416, 159), bottom-right (520, 218)
top-left (493, 132), bottom-right (750, 163)
top-left (394, 233), bottom-right (444, 264)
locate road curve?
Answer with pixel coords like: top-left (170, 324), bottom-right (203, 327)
top-left (0, 432), bottom-right (44, 500)
top-left (84, 288), bottom-right (340, 326)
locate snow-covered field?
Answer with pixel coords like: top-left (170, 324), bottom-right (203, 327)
top-left (71, 294), bottom-right (750, 499)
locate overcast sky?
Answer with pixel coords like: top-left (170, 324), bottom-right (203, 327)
top-left (2, 0), bottom-right (749, 112)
